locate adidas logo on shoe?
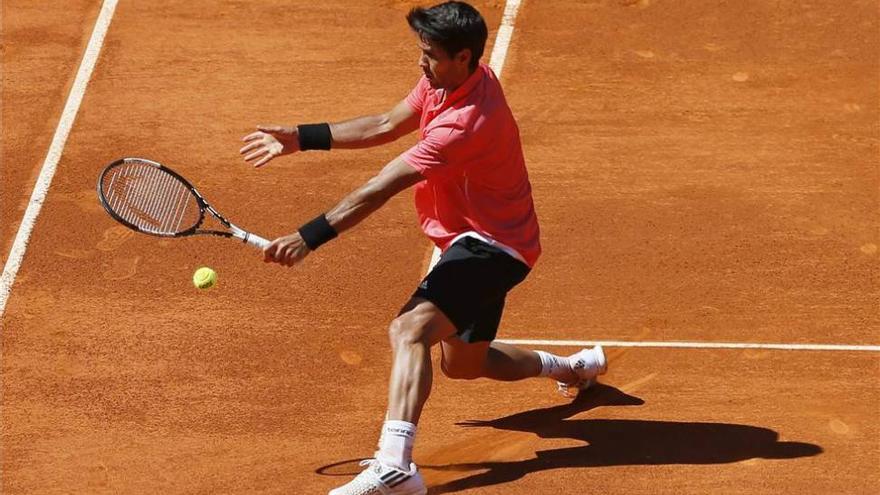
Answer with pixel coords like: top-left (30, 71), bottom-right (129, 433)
top-left (328, 459), bottom-right (426, 495)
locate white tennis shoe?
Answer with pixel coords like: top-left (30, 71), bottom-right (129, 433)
top-left (557, 345), bottom-right (608, 398)
top-left (328, 459), bottom-right (426, 495)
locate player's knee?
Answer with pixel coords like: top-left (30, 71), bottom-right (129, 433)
top-left (388, 313), bottom-right (430, 349)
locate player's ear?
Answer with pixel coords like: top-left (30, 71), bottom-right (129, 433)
top-left (455, 48), bottom-right (472, 68)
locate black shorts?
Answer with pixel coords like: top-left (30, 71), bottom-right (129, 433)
top-left (412, 236), bottom-right (531, 343)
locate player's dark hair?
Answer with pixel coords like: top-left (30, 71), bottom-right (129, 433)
top-left (407, 1), bottom-right (488, 71)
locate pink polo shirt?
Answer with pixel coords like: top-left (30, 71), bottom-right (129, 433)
top-left (401, 63), bottom-right (541, 267)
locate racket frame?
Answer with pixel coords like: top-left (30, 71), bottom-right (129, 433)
top-left (97, 157), bottom-right (269, 249)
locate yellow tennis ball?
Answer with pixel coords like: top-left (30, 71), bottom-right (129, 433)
top-left (193, 267), bottom-right (217, 290)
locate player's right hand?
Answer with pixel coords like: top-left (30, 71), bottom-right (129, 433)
top-left (239, 125), bottom-right (301, 168)
top-left (263, 232), bottom-right (311, 267)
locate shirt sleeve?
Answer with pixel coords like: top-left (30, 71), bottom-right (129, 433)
top-left (405, 76), bottom-right (430, 115)
top-left (400, 123), bottom-right (467, 180)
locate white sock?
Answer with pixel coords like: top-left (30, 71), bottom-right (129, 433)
top-left (376, 411), bottom-right (390, 451)
top-left (536, 350), bottom-right (572, 381)
top-left (377, 420), bottom-right (416, 471)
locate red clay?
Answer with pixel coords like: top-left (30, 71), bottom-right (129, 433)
top-left (1, 0), bottom-right (103, 266)
top-left (2, 1), bottom-right (877, 494)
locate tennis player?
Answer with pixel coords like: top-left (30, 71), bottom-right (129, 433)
top-left (239, 2), bottom-right (607, 494)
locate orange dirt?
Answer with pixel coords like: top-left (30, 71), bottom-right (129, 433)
top-left (2, 1), bottom-right (877, 494)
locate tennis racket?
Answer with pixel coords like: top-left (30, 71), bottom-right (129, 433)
top-left (97, 157), bottom-right (270, 249)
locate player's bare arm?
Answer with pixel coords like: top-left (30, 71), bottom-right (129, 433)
top-left (239, 99), bottom-right (418, 168)
top-left (328, 99), bottom-right (420, 149)
top-left (263, 157), bottom-right (423, 267)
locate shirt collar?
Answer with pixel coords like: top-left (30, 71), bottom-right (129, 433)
top-left (432, 63), bottom-right (485, 110)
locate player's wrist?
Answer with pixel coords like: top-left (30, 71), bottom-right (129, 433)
top-left (297, 213), bottom-right (338, 250)
top-left (296, 123), bottom-right (332, 151)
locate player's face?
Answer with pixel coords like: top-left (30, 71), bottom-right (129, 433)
top-left (417, 38), bottom-right (470, 90)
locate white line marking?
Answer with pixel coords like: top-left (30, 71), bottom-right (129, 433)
top-left (427, 0), bottom-right (525, 272)
top-left (488, 0), bottom-right (523, 78)
top-left (0, 0), bottom-right (119, 317)
top-left (497, 339), bottom-right (880, 352)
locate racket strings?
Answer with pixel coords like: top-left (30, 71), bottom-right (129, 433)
top-left (101, 161), bottom-right (200, 235)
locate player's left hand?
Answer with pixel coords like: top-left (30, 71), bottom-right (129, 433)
top-left (240, 125), bottom-right (301, 168)
top-left (263, 233), bottom-right (311, 267)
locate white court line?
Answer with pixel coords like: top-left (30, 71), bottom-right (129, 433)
top-left (426, 0), bottom-right (525, 272)
top-left (488, 0), bottom-right (523, 78)
top-left (497, 339), bottom-right (880, 352)
top-left (0, 0), bottom-right (119, 317)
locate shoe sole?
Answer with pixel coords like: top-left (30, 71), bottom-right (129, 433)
top-left (329, 486), bottom-right (425, 495)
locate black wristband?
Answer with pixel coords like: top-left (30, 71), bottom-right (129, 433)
top-left (297, 123), bottom-right (332, 151)
top-left (298, 213), bottom-right (338, 250)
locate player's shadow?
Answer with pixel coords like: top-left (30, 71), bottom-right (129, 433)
top-left (427, 383), bottom-right (823, 494)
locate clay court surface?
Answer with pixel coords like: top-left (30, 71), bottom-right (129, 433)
top-left (2, 0), bottom-right (878, 493)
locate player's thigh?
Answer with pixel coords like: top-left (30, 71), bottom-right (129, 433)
top-left (391, 297), bottom-right (459, 347)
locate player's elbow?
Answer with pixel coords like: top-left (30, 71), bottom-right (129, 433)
top-left (373, 115), bottom-right (398, 142)
top-left (360, 175), bottom-right (396, 207)
top-left (364, 161), bottom-right (423, 204)
top-left (375, 111), bottom-right (415, 143)
top-left (376, 112), bottom-right (393, 133)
